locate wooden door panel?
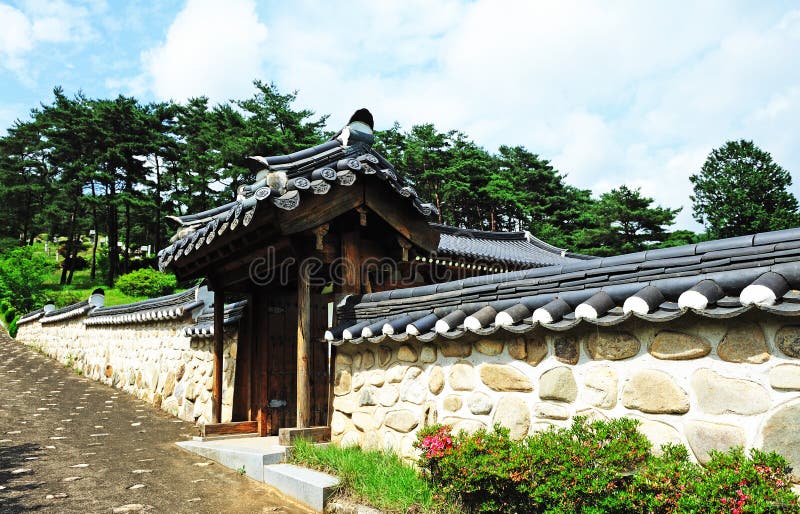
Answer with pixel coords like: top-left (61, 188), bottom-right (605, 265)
top-left (250, 290), bottom-right (330, 435)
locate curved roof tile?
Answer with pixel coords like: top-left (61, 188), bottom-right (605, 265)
top-left (328, 227), bottom-right (800, 344)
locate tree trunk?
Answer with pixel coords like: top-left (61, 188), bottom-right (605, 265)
top-left (90, 181), bottom-right (99, 280)
top-left (154, 155), bottom-right (162, 257)
top-left (21, 191), bottom-right (31, 245)
top-left (90, 232), bottom-right (98, 280)
top-left (107, 181), bottom-right (119, 288)
top-left (123, 200), bottom-right (131, 274)
top-left (59, 206), bottom-right (78, 285)
top-left (66, 240), bottom-right (79, 285)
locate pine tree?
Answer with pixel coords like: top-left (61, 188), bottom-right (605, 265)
top-left (691, 140), bottom-right (800, 238)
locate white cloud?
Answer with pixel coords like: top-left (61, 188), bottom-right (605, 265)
top-left (0, 4), bottom-right (34, 74)
top-left (128, 1), bottom-right (800, 232)
top-left (140, 0), bottom-right (268, 102)
top-left (0, 0), bottom-right (94, 78)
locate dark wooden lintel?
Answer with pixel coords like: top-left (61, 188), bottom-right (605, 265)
top-left (199, 420), bottom-right (257, 437)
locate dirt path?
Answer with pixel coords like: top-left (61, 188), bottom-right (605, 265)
top-left (0, 332), bottom-right (312, 514)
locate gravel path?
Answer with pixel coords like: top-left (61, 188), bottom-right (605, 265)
top-left (0, 331), bottom-right (311, 514)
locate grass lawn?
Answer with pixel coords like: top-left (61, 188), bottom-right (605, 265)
top-left (31, 241), bottom-right (156, 307)
top-left (289, 439), bottom-right (455, 513)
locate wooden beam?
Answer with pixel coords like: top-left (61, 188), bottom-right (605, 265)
top-left (278, 426), bottom-right (331, 446)
top-left (212, 281), bottom-right (224, 424)
top-left (276, 183), bottom-right (364, 236)
top-left (364, 180), bottom-right (440, 253)
top-left (296, 261), bottom-right (312, 429)
top-left (199, 421), bottom-right (257, 437)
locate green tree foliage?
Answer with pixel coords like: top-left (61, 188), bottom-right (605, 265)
top-left (0, 82), bottom-right (326, 288)
top-left (1, 79), bottom-right (694, 297)
top-left (0, 246), bottom-right (54, 312)
top-left (691, 140), bottom-right (800, 239)
top-left (377, 122), bottom-right (684, 254)
top-left (574, 185), bottom-right (681, 256)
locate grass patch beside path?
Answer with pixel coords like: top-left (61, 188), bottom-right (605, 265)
top-left (289, 439), bottom-right (451, 513)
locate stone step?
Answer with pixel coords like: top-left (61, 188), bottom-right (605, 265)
top-left (262, 463), bottom-right (339, 512)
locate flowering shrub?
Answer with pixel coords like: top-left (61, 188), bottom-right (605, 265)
top-left (417, 424), bottom-right (454, 460)
top-left (416, 418), bottom-right (799, 513)
top-left (417, 417), bottom-right (651, 513)
top-left (691, 447), bottom-right (797, 513)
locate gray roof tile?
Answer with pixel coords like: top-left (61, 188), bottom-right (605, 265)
top-left (329, 226), bottom-right (800, 345)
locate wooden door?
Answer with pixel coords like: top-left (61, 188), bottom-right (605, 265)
top-left (246, 289), bottom-right (330, 435)
top-left (309, 294), bottom-right (330, 427)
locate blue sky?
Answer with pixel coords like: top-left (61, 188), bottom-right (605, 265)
top-left (2, 0), bottom-right (799, 232)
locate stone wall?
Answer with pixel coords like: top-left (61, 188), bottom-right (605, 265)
top-left (16, 317), bottom-right (237, 425)
top-left (331, 311), bottom-right (800, 480)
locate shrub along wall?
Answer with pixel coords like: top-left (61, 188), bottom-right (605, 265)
top-left (331, 310), bottom-right (800, 483)
top-left (16, 315), bottom-right (237, 425)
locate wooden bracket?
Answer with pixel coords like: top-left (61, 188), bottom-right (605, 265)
top-left (356, 206), bottom-right (368, 227)
top-left (397, 236), bottom-right (413, 262)
top-left (311, 223), bottom-right (330, 251)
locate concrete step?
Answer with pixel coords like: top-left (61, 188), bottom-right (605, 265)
top-left (176, 439), bottom-right (286, 482)
top-left (262, 463), bottom-right (339, 512)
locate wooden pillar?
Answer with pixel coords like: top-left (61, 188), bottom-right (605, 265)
top-left (296, 262), bottom-right (312, 428)
top-left (254, 290), bottom-right (270, 436)
top-left (341, 231), bottom-right (362, 295)
top-left (231, 295), bottom-right (252, 422)
top-left (212, 282), bottom-right (224, 424)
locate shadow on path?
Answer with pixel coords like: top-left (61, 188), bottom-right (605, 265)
top-left (0, 442), bottom-right (46, 513)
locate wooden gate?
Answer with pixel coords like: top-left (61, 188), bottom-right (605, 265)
top-left (240, 289), bottom-right (330, 435)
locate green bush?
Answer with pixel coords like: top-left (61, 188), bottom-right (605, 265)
top-left (115, 268), bottom-right (176, 298)
top-left (0, 300), bottom-right (8, 313)
top-left (417, 418), bottom-right (799, 513)
top-left (52, 291), bottom-right (84, 308)
top-left (418, 417), bottom-right (651, 513)
top-left (623, 443), bottom-right (702, 512)
top-left (0, 246), bottom-right (53, 312)
top-left (0, 237), bottom-right (20, 254)
top-left (4, 307), bottom-right (17, 324)
top-left (8, 315), bottom-right (19, 338)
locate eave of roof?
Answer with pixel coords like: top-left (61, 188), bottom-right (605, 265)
top-left (84, 287), bottom-right (208, 326)
top-left (183, 300), bottom-right (248, 338)
top-left (328, 227), bottom-right (800, 344)
top-left (39, 296), bottom-right (101, 325)
top-left (158, 118), bottom-right (438, 274)
top-left (17, 308), bottom-right (45, 326)
top-left (432, 223), bottom-right (589, 267)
